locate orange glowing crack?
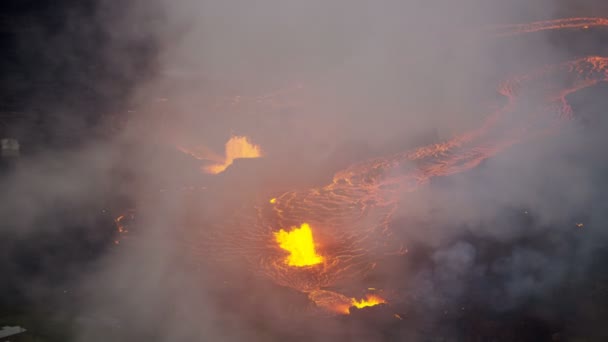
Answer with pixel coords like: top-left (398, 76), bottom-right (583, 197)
top-left (309, 290), bottom-right (387, 314)
top-left (205, 136), bottom-right (262, 174)
top-left (335, 295), bottom-right (387, 314)
top-left (490, 17), bottom-right (608, 36)
top-left (351, 294), bottom-right (386, 310)
top-left (274, 223), bottom-right (324, 267)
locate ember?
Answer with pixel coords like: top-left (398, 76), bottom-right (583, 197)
top-left (490, 17), bottom-right (608, 37)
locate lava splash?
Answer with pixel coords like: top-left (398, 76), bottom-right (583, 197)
top-left (274, 223), bottom-right (324, 267)
top-left (205, 135), bottom-right (262, 174)
top-left (176, 135), bottom-right (262, 174)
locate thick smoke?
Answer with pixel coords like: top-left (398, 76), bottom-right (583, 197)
top-left (3, 0), bottom-right (608, 341)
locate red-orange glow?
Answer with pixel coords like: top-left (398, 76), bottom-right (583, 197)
top-left (490, 17), bottom-right (608, 37)
top-left (205, 136), bottom-right (262, 174)
top-left (114, 210), bottom-right (135, 245)
top-left (176, 135), bottom-right (262, 174)
top-left (351, 294), bottom-right (386, 310)
top-left (183, 18), bottom-right (608, 315)
top-left (307, 290), bottom-right (387, 315)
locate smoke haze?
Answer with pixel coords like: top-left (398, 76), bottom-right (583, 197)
top-left (2, 0), bottom-right (608, 341)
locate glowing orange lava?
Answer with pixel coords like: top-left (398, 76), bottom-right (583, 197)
top-left (184, 17), bottom-right (608, 315)
top-left (490, 17), bottom-right (608, 37)
top-left (274, 223), bottom-right (324, 267)
top-left (205, 136), bottom-right (262, 174)
top-left (351, 294), bottom-right (386, 310)
top-left (308, 290), bottom-right (387, 315)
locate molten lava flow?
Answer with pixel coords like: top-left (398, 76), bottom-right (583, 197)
top-left (308, 290), bottom-right (387, 315)
top-left (185, 18), bottom-right (608, 315)
top-left (351, 294), bottom-right (386, 310)
top-left (274, 223), bottom-right (324, 267)
top-left (204, 135), bottom-right (262, 174)
top-left (490, 17), bottom-right (608, 36)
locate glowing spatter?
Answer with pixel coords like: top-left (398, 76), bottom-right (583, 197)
top-left (274, 223), bottom-right (324, 267)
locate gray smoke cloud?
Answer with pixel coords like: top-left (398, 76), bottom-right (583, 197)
top-left (3, 0), bottom-right (608, 341)
top-left (77, 0), bottom-right (608, 340)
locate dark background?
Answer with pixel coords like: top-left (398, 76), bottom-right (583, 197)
top-left (0, 0), bottom-right (154, 151)
top-left (0, 2), bottom-right (150, 341)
